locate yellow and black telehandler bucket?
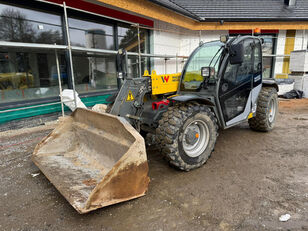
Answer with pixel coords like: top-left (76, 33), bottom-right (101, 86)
top-left (32, 108), bottom-right (149, 214)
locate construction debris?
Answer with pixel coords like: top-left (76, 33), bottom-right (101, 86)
top-left (31, 173), bottom-right (40, 177)
top-left (279, 214), bottom-right (291, 222)
top-left (61, 89), bottom-right (86, 111)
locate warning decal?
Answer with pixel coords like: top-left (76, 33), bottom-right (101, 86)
top-left (126, 90), bottom-right (135, 101)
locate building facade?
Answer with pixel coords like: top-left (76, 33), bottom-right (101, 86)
top-left (0, 0), bottom-right (308, 124)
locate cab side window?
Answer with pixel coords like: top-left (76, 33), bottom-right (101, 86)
top-left (236, 39), bottom-right (253, 83)
top-left (220, 39), bottom-right (253, 94)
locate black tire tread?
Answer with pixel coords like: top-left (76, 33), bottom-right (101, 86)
top-left (156, 102), bottom-right (218, 171)
top-left (248, 87), bottom-right (278, 132)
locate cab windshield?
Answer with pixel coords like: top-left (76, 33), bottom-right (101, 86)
top-left (181, 41), bottom-right (224, 91)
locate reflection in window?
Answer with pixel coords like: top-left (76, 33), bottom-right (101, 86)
top-left (261, 36), bottom-right (275, 78)
top-left (118, 25), bottom-right (147, 53)
top-left (0, 2), bottom-right (151, 105)
top-left (0, 49), bottom-right (67, 103)
top-left (72, 53), bottom-right (117, 93)
top-left (236, 39), bottom-right (252, 83)
top-left (220, 39), bottom-right (253, 94)
top-left (254, 40), bottom-right (262, 74)
top-left (0, 4), bottom-right (63, 44)
top-left (69, 18), bottom-right (114, 50)
top-left (223, 63), bottom-right (239, 89)
top-left (118, 25), bottom-right (149, 77)
top-left (126, 56), bottom-right (148, 78)
top-left (223, 89), bottom-right (250, 121)
top-left (229, 34), bottom-right (276, 78)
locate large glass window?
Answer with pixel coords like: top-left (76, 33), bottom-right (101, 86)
top-left (118, 24), bottom-right (149, 78)
top-left (69, 17), bottom-right (114, 49)
top-left (0, 2), bottom-right (151, 106)
top-left (261, 35), bottom-right (275, 78)
top-left (69, 21), bottom-right (149, 92)
top-left (0, 3), bottom-right (67, 104)
top-left (0, 48), bottom-right (67, 103)
top-left (0, 3), bottom-right (64, 44)
top-left (118, 24), bottom-right (148, 53)
top-left (69, 17), bottom-right (116, 92)
top-left (127, 56), bottom-right (149, 78)
top-left (72, 52), bottom-right (117, 93)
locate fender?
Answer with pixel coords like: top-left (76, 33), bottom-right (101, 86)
top-left (262, 79), bottom-right (279, 92)
top-left (169, 94), bottom-right (215, 106)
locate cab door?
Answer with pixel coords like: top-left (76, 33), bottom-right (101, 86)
top-left (218, 38), bottom-right (254, 127)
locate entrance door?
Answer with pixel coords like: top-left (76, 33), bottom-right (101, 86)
top-left (219, 38), bottom-right (254, 126)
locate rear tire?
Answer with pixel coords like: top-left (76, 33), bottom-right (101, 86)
top-left (156, 102), bottom-right (218, 171)
top-left (248, 87), bottom-right (278, 132)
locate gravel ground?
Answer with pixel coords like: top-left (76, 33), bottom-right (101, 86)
top-left (0, 99), bottom-right (307, 231)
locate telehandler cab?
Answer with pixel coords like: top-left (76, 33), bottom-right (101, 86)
top-left (32, 35), bottom-right (278, 213)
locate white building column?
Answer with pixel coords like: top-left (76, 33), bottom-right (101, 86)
top-left (274, 30), bottom-right (286, 78)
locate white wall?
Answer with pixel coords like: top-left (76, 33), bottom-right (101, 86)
top-left (294, 29), bottom-right (308, 50)
top-left (152, 20), bottom-right (227, 74)
top-left (273, 30), bottom-right (286, 77)
top-left (152, 21), bottom-right (182, 74)
top-left (273, 29), bottom-right (308, 78)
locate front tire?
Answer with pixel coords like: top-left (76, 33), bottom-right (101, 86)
top-left (156, 102), bottom-right (218, 171)
top-left (249, 87), bottom-right (278, 132)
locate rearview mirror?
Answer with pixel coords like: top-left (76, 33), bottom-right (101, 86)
top-left (229, 43), bottom-right (244, 65)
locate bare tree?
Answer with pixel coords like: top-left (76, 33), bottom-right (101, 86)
top-left (36, 30), bottom-right (62, 44)
top-left (0, 8), bottom-right (35, 42)
top-left (119, 28), bottom-right (137, 50)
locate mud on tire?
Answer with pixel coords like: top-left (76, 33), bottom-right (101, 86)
top-left (156, 102), bottom-right (218, 171)
top-left (248, 87), bottom-right (278, 132)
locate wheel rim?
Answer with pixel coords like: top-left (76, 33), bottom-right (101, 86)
top-left (182, 120), bottom-right (210, 158)
top-left (268, 98), bottom-right (276, 123)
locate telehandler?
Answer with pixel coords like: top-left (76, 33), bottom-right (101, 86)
top-left (32, 35), bottom-right (278, 213)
